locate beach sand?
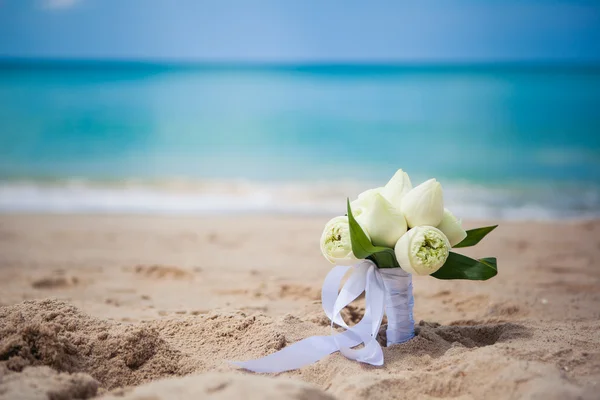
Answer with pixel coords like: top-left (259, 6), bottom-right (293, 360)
top-left (0, 214), bottom-right (599, 399)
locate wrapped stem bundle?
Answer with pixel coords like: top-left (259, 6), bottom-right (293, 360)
top-left (380, 268), bottom-right (414, 346)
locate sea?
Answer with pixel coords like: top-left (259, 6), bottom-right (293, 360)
top-left (0, 61), bottom-right (599, 219)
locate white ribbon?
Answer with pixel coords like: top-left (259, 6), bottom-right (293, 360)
top-left (232, 260), bottom-right (415, 373)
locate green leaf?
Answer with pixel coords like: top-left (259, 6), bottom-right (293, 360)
top-left (454, 225), bottom-right (498, 248)
top-left (346, 199), bottom-right (399, 268)
top-left (368, 252), bottom-right (399, 269)
top-left (431, 252), bottom-right (498, 280)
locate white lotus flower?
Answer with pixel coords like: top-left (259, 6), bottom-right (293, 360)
top-left (320, 216), bottom-right (359, 264)
top-left (394, 226), bottom-right (450, 275)
top-left (356, 193), bottom-right (407, 248)
top-left (437, 208), bottom-right (467, 247)
top-left (400, 179), bottom-right (444, 228)
top-left (350, 187), bottom-right (383, 217)
top-left (380, 169), bottom-right (412, 208)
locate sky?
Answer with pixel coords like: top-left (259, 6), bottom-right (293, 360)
top-left (0, 0), bottom-right (599, 63)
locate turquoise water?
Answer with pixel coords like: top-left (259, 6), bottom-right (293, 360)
top-left (0, 62), bottom-right (599, 218)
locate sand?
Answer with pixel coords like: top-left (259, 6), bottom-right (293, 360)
top-left (0, 214), bottom-right (599, 399)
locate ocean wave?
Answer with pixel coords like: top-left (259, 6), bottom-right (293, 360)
top-left (0, 179), bottom-right (598, 220)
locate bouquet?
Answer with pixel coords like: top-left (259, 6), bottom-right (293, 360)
top-left (235, 169), bottom-right (497, 373)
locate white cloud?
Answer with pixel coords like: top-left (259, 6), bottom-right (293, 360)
top-left (41, 0), bottom-right (80, 10)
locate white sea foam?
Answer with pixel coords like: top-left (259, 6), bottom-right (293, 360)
top-left (0, 179), bottom-right (598, 220)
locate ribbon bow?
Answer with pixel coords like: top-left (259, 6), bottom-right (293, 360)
top-left (233, 260), bottom-right (388, 373)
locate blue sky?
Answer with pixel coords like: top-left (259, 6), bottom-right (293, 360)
top-left (0, 0), bottom-right (599, 63)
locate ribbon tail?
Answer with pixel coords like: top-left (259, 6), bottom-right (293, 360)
top-left (232, 329), bottom-right (362, 373)
top-left (339, 337), bottom-right (384, 366)
top-left (321, 265), bottom-right (353, 327)
top-left (331, 263), bottom-right (369, 327)
top-left (233, 265), bottom-right (361, 373)
top-left (337, 265), bottom-right (386, 366)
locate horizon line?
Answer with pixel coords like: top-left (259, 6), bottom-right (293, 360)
top-left (1, 56), bottom-right (600, 68)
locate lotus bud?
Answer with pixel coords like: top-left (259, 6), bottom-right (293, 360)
top-left (320, 216), bottom-right (359, 264)
top-left (400, 179), bottom-right (444, 228)
top-left (437, 208), bottom-right (467, 247)
top-left (356, 193), bottom-right (407, 248)
top-left (380, 169), bottom-right (412, 208)
top-left (394, 226), bottom-right (450, 275)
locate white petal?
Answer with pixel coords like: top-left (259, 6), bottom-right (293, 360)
top-left (350, 187), bottom-right (382, 217)
top-left (437, 208), bottom-right (467, 247)
top-left (356, 194), bottom-right (407, 248)
top-left (400, 179), bottom-right (444, 228)
top-left (380, 169), bottom-right (413, 209)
